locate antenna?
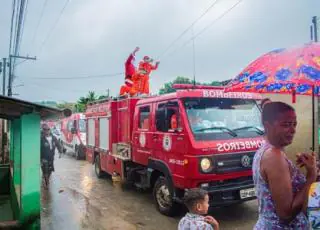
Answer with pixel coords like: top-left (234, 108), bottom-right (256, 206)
top-left (192, 26), bottom-right (196, 87)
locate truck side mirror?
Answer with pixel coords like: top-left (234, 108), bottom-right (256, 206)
top-left (63, 109), bottom-right (72, 117)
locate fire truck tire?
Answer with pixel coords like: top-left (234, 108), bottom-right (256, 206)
top-left (153, 176), bottom-right (178, 216)
top-left (61, 142), bottom-right (66, 153)
top-left (75, 146), bottom-right (81, 160)
top-left (94, 155), bottom-right (103, 178)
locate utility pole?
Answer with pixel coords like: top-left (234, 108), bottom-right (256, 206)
top-left (312, 16), bottom-right (318, 42)
top-left (0, 62), bottom-right (2, 95)
top-left (8, 55), bottom-right (36, 97)
top-left (2, 58), bottom-right (6, 96)
top-left (0, 58), bottom-right (5, 163)
top-left (311, 25), bottom-right (314, 41)
top-left (311, 16), bottom-right (318, 151)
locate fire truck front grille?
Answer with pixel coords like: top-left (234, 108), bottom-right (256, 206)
top-left (212, 151), bottom-right (255, 174)
top-left (208, 176), bottom-right (253, 190)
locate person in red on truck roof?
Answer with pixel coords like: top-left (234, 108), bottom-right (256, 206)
top-left (137, 56), bottom-right (160, 95)
top-left (119, 78), bottom-right (137, 96)
top-left (125, 47), bottom-right (140, 80)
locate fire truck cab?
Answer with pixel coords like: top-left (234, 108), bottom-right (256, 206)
top-left (86, 85), bottom-right (264, 216)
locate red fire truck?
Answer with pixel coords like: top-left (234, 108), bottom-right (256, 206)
top-left (85, 85), bottom-right (264, 216)
top-left (60, 113), bottom-right (86, 159)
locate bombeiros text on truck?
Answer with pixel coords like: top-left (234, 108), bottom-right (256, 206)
top-left (85, 84), bottom-right (264, 216)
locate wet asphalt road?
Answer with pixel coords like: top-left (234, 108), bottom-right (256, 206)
top-left (41, 153), bottom-right (258, 230)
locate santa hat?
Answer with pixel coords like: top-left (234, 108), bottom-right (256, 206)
top-left (125, 79), bottom-right (133, 87)
top-left (143, 56), bottom-right (153, 62)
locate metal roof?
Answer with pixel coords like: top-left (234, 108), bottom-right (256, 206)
top-left (0, 95), bottom-right (71, 120)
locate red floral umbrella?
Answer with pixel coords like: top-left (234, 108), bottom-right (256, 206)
top-left (225, 42), bottom-right (320, 150)
top-left (226, 42), bottom-right (320, 96)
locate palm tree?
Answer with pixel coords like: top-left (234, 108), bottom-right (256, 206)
top-left (75, 91), bottom-right (97, 112)
top-left (87, 91), bottom-right (97, 103)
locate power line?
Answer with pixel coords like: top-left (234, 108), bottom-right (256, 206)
top-left (9, 0), bottom-right (16, 56)
top-left (156, 0), bottom-right (220, 59)
top-left (15, 59), bottom-right (27, 66)
top-left (13, 0), bottom-right (26, 56)
top-left (12, 0), bottom-right (28, 81)
top-left (165, 0), bottom-right (244, 59)
top-left (13, 0), bottom-right (21, 56)
top-left (12, 0), bottom-right (26, 80)
top-left (31, 0), bottom-right (49, 49)
top-left (23, 81), bottom-right (111, 95)
top-left (30, 72), bottom-right (123, 80)
top-left (17, 0), bottom-right (29, 54)
top-left (24, 82), bottom-right (92, 93)
top-left (38, 0), bottom-right (70, 54)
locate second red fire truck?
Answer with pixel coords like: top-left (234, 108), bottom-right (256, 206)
top-left (60, 113), bottom-right (87, 159)
top-left (85, 84), bottom-right (264, 216)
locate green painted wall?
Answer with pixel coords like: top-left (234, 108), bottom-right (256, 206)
top-left (13, 119), bottom-right (21, 187)
top-left (20, 114), bottom-right (40, 227)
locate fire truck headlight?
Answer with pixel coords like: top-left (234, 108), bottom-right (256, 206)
top-left (200, 158), bottom-right (213, 173)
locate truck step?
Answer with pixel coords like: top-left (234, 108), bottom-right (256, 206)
top-left (110, 154), bottom-right (131, 161)
top-left (134, 182), bottom-right (146, 189)
top-left (133, 169), bottom-right (149, 189)
top-left (136, 169), bottom-right (147, 176)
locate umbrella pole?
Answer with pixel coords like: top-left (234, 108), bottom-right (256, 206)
top-left (312, 85), bottom-right (315, 152)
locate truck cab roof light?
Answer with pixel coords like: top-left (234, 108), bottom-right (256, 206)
top-left (172, 84), bottom-right (225, 90)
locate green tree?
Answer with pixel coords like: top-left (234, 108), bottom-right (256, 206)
top-left (87, 91), bottom-right (97, 102)
top-left (159, 77), bottom-right (231, 95)
top-left (98, 95), bottom-right (108, 100)
top-left (56, 102), bottom-right (76, 112)
top-left (159, 76), bottom-right (192, 95)
top-left (37, 101), bottom-right (58, 108)
top-left (75, 91), bottom-right (102, 112)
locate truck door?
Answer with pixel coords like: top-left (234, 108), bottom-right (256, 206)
top-left (132, 105), bottom-right (153, 166)
top-left (152, 101), bottom-right (187, 182)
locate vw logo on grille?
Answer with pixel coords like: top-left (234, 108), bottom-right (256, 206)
top-left (241, 155), bottom-right (251, 168)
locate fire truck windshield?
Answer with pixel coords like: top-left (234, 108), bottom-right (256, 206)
top-left (79, 119), bottom-right (86, 133)
top-left (183, 97), bottom-right (263, 141)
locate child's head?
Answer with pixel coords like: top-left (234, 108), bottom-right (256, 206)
top-left (260, 98), bottom-right (272, 109)
top-left (183, 188), bottom-right (209, 215)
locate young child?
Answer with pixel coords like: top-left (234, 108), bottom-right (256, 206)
top-left (178, 188), bottom-right (219, 230)
top-left (260, 98), bottom-right (272, 109)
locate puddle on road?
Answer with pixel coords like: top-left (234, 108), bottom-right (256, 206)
top-left (41, 155), bottom-right (257, 230)
top-left (41, 175), bottom-right (137, 230)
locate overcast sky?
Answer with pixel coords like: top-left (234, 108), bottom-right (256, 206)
top-left (0, 0), bottom-right (319, 102)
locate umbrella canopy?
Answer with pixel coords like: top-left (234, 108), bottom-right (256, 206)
top-left (226, 42), bottom-right (320, 95)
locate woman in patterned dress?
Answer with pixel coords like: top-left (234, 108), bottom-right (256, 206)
top-left (253, 102), bottom-right (317, 229)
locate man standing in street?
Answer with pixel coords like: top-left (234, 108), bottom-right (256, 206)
top-left (41, 123), bottom-right (62, 172)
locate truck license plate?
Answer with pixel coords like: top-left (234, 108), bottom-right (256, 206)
top-left (240, 188), bottom-right (255, 199)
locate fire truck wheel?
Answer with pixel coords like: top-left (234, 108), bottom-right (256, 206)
top-left (61, 142), bottom-right (66, 153)
top-left (75, 146), bottom-right (81, 160)
top-left (153, 176), bottom-right (178, 216)
top-left (94, 155), bottom-right (103, 178)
